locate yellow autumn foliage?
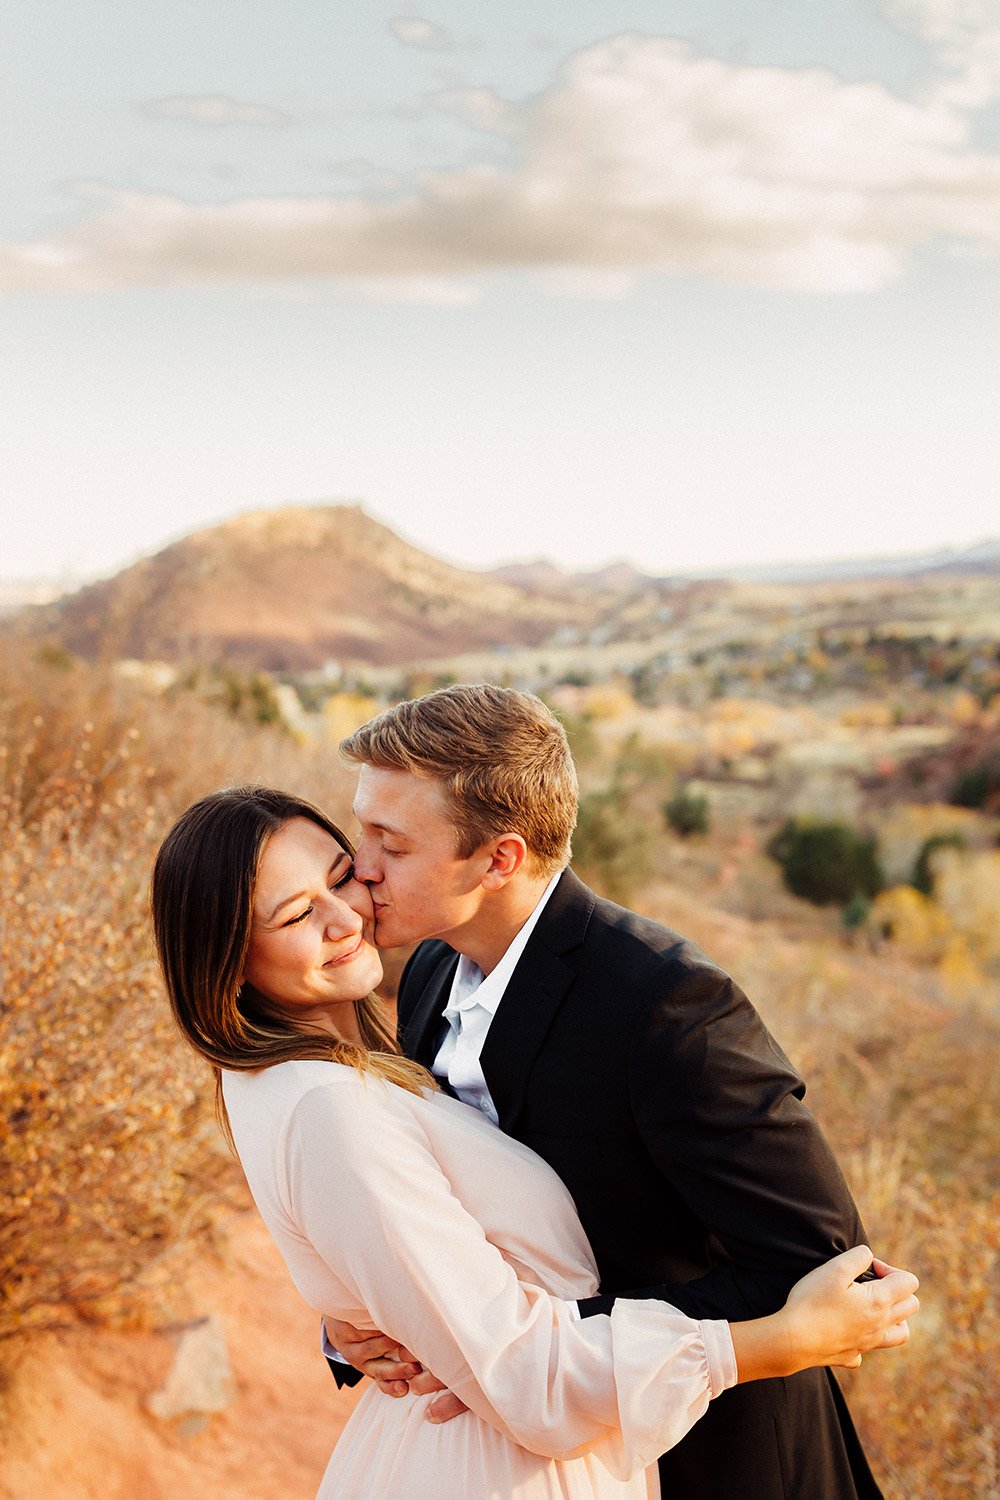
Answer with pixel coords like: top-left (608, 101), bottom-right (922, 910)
top-left (872, 885), bottom-right (953, 963)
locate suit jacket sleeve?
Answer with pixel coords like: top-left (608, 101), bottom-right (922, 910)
top-left (585, 958), bottom-right (867, 1324)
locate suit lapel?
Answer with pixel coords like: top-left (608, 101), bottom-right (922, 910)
top-left (479, 869), bottom-right (596, 1133)
top-left (399, 949), bottom-right (459, 1068)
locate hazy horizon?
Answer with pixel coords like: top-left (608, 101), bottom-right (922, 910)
top-left (3, 498), bottom-right (998, 594)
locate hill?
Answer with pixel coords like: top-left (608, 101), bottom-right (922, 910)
top-left (7, 505), bottom-right (998, 676)
top-left (5, 505), bottom-right (625, 671)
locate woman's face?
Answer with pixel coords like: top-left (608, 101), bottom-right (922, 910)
top-left (242, 817), bottom-right (383, 1034)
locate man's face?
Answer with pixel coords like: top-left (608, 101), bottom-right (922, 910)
top-left (351, 765), bottom-right (493, 949)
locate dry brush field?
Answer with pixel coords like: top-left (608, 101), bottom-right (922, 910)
top-left (1, 641), bottom-right (998, 1498)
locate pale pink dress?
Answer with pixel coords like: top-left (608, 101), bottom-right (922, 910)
top-left (223, 1061), bottom-right (737, 1500)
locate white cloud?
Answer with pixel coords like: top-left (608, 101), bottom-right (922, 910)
top-left (5, 35), bottom-right (1000, 297)
top-left (389, 17), bottom-right (452, 52)
top-left (430, 87), bottom-right (518, 136)
top-left (142, 95), bottom-right (291, 127)
top-left (884, 0), bottom-right (1000, 107)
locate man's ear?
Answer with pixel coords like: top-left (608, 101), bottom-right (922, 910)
top-left (480, 834), bottom-right (528, 890)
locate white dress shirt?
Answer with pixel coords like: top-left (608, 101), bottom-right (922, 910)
top-left (431, 870), bottom-right (563, 1124)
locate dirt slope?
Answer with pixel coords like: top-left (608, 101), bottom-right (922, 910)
top-left (0, 1213), bottom-right (362, 1500)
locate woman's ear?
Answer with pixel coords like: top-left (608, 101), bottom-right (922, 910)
top-left (480, 834), bottom-right (528, 890)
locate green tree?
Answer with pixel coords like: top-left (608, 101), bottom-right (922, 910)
top-left (572, 786), bottom-right (652, 905)
top-left (664, 784), bottom-right (710, 838)
top-left (767, 818), bottom-right (884, 906)
top-left (911, 832), bottom-right (966, 896)
top-left (950, 765), bottom-right (993, 809)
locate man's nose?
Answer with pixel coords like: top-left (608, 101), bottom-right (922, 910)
top-left (351, 839), bottom-right (381, 884)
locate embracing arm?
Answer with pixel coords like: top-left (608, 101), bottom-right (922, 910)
top-left (290, 1079), bottom-right (733, 1470)
top-left (290, 1077), bottom-right (915, 1467)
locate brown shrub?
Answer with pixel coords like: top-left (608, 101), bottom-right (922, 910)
top-left (0, 644), bottom-right (357, 1338)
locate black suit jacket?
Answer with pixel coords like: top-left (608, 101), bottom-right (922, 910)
top-left (395, 869), bottom-right (882, 1500)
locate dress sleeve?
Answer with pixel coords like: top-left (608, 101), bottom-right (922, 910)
top-left (283, 1078), bottom-right (736, 1475)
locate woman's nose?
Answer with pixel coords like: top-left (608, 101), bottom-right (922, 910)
top-left (336, 877), bottom-right (375, 925)
top-left (322, 891), bottom-right (364, 937)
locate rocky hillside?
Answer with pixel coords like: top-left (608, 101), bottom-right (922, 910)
top-left (6, 505), bottom-right (651, 672)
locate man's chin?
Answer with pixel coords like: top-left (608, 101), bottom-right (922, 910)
top-left (373, 924), bottom-right (406, 950)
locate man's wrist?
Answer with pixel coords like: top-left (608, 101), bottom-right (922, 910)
top-left (321, 1320), bottom-right (351, 1365)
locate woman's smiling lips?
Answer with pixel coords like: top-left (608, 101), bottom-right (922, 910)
top-left (324, 936), bottom-right (366, 967)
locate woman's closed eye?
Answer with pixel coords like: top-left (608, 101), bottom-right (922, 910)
top-left (281, 900), bottom-right (313, 924)
top-left (281, 862), bottom-right (355, 925)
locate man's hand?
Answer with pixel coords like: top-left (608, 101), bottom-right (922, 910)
top-left (327, 1316), bottom-right (420, 1395)
top-left (325, 1316), bottom-right (469, 1421)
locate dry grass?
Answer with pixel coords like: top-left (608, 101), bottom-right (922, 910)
top-left (0, 643), bottom-right (356, 1336)
top-left (1, 647), bottom-right (997, 1497)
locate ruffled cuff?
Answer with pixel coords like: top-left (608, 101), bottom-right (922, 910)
top-left (699, 1317), bottom-right (738, 1398)
top-left (600, 1298), bottom-right (739, 1476)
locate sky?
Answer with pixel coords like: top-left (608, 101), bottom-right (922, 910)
top-left (2, 0), bottom-right (999, 585)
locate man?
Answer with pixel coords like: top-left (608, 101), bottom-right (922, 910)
top-left (329, 683), bottom-right (883, 1498)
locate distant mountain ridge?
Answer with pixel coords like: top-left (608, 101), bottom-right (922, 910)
top-left (490, 539), bottom-right (1000, 588)
top-left (706, 537), bottom-right (1000, 584)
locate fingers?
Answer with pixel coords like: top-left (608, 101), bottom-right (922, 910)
top-left (871, 1320), bottom-right (910, 1349)
top-left (376, 1377), bottom-right (413, 1398)
top-left (326, 1317), bottom-right (377, 1354)
top-left (883, 1270), bottom-right (921, 1301)
top-left (408, 1369), bottom-right (449, 1396)
top-left (351, 1333), bottom-right (406, 1363)
top-left (364, 1354), bottom-right (422, 1382)
top-left (426, 1392), bottom-right (470, 1425)
top-left (870, 1260), bottom-right (920, 1295)
top-left (837, 1245), bottom-right (875, 1280)
top-left (326, 1317), bottom-right (365, 1343)
top-left (864, 1273), bottom-right (920, 1330)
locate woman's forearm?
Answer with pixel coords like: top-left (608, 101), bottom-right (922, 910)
top-left (730, 1248), bottom-right (920, 1383)
top-left (729, 1311), bottom-right (797, 1382)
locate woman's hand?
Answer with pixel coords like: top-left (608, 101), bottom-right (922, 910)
top-left (779, 1246), bottom-right (920, 1373)
top-left (731, 1246), bottom-right (920, 1384)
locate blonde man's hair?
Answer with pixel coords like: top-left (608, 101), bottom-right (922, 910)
top-left (340, 684), bottom-right (578, 877)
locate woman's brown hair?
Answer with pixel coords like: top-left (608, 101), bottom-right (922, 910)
top-left (151, 786), bottom-right (432, 1140)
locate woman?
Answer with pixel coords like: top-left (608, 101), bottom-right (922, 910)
top-left (152, 786), bottom-right (918, 1500)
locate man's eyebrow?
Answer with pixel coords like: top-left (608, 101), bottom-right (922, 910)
top-left (265, 855), bottom-right (350, 923)
top-left (352, 813), bottom-right (409, 839)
